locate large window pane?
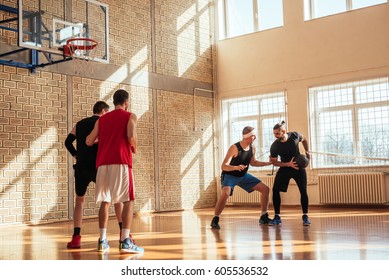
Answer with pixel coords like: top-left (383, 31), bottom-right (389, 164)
top-left (261, 117), bottom-right (281, 157)
top-left (258, 0), bottom-right (284, 31)
top-left (316, 87), bottom-right (353, 109)
top-left (218, 0), bottom-right (284, 39)
top-left (313, 111), bottom-right (355, 167)
top-left (227, 0), bottom-right (254, 37)
top-left (221, 92), bottom-right (286, 170)
top-left (318, 110), bottom-right (354, 154)
top-left (306, 0), bottom-right (387, 20)
top-left (230, 99), bottom-right (259, 116)
top-left (313, 0), bottom-right (347, 18)
top-left (352, 0), bottom-right (387, 9)
top-left (358, 106), bottom-right (389, 159)
top-left (218, 0), bottom-right (226, 39)
top-left (309, 77), bottom-right (389, 168)
top-left (231, 120), bottom-right (257, 145)
top-left (355, 78), bottom-right (389, 104)
top-left (260, 94), bottom-right (285, 114)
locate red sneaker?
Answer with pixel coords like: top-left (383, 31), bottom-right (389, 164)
top-left (67, 235), bottom-right (81, 249)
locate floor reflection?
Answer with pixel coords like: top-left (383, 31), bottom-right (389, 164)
top-left (0, 206), bottom-right (389, 260)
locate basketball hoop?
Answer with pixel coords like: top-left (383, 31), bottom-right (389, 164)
top-left (63, 38), bottom-right (98, 75)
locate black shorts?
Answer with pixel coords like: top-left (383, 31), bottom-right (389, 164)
top-left (273, 167), bottom-right (307, 192)
top-left (73, 163), bottom-right (97, 196)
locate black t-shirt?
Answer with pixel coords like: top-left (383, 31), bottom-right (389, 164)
top-left (270, 132), bottom-right (302, 162)
top-left (222, 142), bottom-right (253, 177)
top-left (75, 115), bottom-right (99, 166)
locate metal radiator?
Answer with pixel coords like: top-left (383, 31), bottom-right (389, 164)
top-left (318, 172), bottom-right (389, 205)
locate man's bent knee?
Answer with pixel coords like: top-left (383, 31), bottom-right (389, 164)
top-left (252, 182), bottom-right (269, 194)
top-left (221, 187), bottom-right (231, 197)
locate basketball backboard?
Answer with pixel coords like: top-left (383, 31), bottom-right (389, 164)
top-left (18, 0), bottom-right (109, 63)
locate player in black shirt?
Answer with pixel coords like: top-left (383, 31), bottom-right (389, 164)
top-left (210, 126), bottom-right (273, 229)
top-left (268, 121), bottom-right (311, 226)
top-left (65, 101), bottom-right (124, 248)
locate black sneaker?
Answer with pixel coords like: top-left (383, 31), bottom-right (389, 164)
top-left (259, 213), bottom-right (271, 224)
top-left (302, 214), bottom-right (311, 226)
top-left (268, 215), bottom-right (282, 226)
top-left (210, 216), bottom-right (220, 229)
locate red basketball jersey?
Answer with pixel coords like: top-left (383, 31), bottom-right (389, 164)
top-left (96, 109), bottom-right (133, 168)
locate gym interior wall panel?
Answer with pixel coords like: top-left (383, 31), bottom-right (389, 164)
top-left (0, 0), bottom-right (216, 226)
top-left (156, 90), bottom-right (217, 211)
top-left (154, 0), bottom-right (214, 84)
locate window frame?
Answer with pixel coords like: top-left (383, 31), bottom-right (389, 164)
top-left (308, 77), bottom-right (389, 168)
top-left (221, 91), bottom-right (287, 171)
top-left (305, 0), bottom-right (387, 20)
top-left (217, 0), bottom-right (284, 40)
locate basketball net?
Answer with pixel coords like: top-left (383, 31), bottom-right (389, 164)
top-left (64, 38), bottom-right (98, 76)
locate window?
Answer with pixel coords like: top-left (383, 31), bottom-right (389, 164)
top-left (226, 0), bottom-right (255, 38)
top-left (305, 0), bottom-right (387, 20)
top-left (257, 0), bottom-right (284, 31)
top-left (221, 92), bottom-right (286, 169)
top-left (218, 0), bottom-right (284, 40)
top-left (309, 77), bottom-right (389, 168)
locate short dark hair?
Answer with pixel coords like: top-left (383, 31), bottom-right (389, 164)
top-left (242, 126), bottom-right (254, 135)
top-left (113, 89), bottom-right (129, 106)
top-left (93, 101), bottom-right (109, 114)
top-left (273, 120), bottom-right (286, 130)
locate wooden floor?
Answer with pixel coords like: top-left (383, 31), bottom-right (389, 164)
top-left (1, 205), bottom-right (389, 260)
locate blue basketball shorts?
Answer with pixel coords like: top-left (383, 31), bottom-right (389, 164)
top-left (220, 173), bottom-right (261, 195)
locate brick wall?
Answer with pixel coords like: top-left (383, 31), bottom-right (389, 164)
top-left (106, 0), bottom-right (152, 68)
top-left (155, 0), bottom-right (213, 83)
top-left (157, 91), bottom-right (216, 211)
top-left (0, 66), bottom-right (68, 224)
top-left (0, 0), bottom-right (215, 226)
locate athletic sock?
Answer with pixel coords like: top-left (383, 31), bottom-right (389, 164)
top-left (74, 227), bottom-right (81, 236)
top-left (99, 228), bottom-right (107, 241)
top-left (121, 229), bottom-right (130, 241)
